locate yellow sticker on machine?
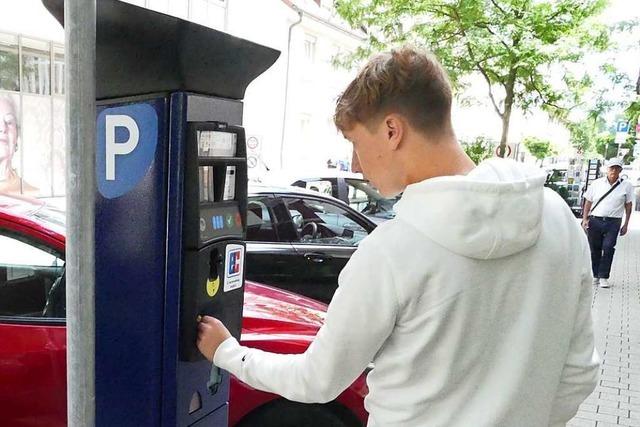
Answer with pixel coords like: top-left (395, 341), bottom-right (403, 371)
top-left (206, 276), bottom-right (220, 298)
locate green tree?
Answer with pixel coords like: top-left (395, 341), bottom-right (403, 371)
top-left (568, 119), bottom-right (598, 156)
top-left (625, 99), bottom-right (640, 162)
top-left (566, 61), bottom-right (637, 160)
top-left (522, 136), bottom-right (555, 165)
top-left (461, 136), bottom-right (496, 164)
top-left (335, 0), bottom-right (611, 157)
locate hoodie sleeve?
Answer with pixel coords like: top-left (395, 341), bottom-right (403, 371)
top-left (213, 239), bottom-right (398, 403)
top-left (548, 239), bottom-right (600, 425)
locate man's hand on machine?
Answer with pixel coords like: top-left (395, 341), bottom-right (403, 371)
top-left (197, 315), bottom-right (232, 362)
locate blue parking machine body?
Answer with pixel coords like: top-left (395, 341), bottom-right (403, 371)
top-left (42, 1), bottom-right (279, 426)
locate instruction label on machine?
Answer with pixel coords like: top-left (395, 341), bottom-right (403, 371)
top-left (224, 244), bottom-right (244, 292)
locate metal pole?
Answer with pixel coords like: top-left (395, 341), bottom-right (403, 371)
top-left (279, 6), bottom-right (303, 169)
top-left (65, 0), bottom-right (96, 426)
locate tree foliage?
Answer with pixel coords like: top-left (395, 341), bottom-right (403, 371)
top-left (335, 0), bottom-right (612, 156)
top-left (522, 136), bottom-right (555, 164)
top-left (461, 136), bottom-right (496, 164)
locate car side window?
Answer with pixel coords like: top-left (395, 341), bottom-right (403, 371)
top-left (0, 232), bottom-right (65, 319)
top-left (347, 184), bottom-right (370, 212)
top-left (292, 179), bottom-right (334, 196)
top-left (283, 197), bottom-right (370, 246)
top-left (246, 197), bottom-right (278, 242)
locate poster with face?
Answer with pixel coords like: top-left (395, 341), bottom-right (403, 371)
top-left (0, 92), bottom-right (40, 196)
top-left (0, 91), bottom-right (66, 199)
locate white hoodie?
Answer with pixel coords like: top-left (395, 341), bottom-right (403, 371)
top-left (214, 158), bottom-right (600, 426)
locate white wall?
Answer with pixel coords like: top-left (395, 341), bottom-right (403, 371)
top-left (1, 0), bottom-right (64, 43)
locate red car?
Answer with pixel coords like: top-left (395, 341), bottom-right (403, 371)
top-left (0, 194), bottom-right (367, 427)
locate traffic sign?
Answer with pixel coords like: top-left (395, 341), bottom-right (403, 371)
top-left (495, 144), bottom-right (513, 158)
top-left (617, 120), bottom-right (630, 133)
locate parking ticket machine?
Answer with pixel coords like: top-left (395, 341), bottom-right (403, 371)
top-left (42, 1), bottom-right (279, 426)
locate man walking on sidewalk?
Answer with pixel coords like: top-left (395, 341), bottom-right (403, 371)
top-left (582, 158), bottom-right (634, 288)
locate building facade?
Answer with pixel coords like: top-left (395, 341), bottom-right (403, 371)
top-left (0, 0), bottom-right (363, 198)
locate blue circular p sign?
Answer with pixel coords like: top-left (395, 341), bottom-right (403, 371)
top-left (96, 103), bottom-right (158, 199)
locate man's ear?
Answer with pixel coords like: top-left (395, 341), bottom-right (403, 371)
top-left (383, 114), bottom-right (404, 150)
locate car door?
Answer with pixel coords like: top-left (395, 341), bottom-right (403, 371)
top-left (0, 223), bottom-right (66, 427)
top-left (244, 194), bottom-right (302, 289)
top-left (282, 195), bottom-right (375, 304)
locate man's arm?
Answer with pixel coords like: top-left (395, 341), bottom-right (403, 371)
top-left (621, 202), bottom-right (632, 236)
top-left (581, 200), bottom-right (592, 231)
top-left (198, 240), bottom-right (398, 403)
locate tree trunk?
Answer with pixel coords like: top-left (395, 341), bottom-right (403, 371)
top-left (498, 69), bottom-right (517, 158)
top-left (498, 109), bottom-right (512, 158)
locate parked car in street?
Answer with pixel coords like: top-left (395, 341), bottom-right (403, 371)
top-left (264, 170), bottom-right (399, 224)
top-left (0, 194), bottom-right (367, 427)
top-left (246, 185), bottom-right (377, 304)
top-left (291, 173), bottom-right (399, 224)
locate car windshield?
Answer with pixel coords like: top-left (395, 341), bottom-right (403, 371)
top-left (345, 179), bottom-right (400, 220)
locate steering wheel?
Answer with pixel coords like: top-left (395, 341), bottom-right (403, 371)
top-left (301, 222), bottom-right (318, 240)
top-left (362, 202), bottom-right (378, 215)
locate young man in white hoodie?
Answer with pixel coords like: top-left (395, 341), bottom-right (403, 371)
top-left (197, 47), bottom-right (600, 426)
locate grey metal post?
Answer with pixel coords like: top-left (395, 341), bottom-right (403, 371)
top-left (279, 6), bottom-right (303, 169)
top-left (65, 0), bottom-right (96, 426)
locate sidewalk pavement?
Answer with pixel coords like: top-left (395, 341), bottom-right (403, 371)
top-left (569, 212), bottom-right (640, 427)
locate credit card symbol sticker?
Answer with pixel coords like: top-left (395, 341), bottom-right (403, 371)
top-left (228, 250), bottom-right (241, 277)
top-left (224, 244), bottom-right (244, 292)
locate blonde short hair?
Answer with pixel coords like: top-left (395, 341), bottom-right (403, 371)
top-left (334, 47), bottom-right (452, 136)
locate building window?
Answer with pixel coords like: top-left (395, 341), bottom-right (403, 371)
top-left (189, 0), bottom-right (227, 30)
top-left (303, 34), bottom-right (317, 64)
top-left (53, 45), bottom-right (64, 96)
top-left (21, 38), bottom-right (51, 95)
top-left (168, 0), bottom-right (189, 19)
top-left (147, 0), bottom-right (170, 13)
top-left (0, 34), bottom-right (19, 92)
top-left (300, 113), bottom-right (312, 141)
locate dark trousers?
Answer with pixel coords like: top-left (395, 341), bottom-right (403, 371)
top-left (587, 216), bottom-right (622, 279)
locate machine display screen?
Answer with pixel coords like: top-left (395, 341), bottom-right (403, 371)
top-left (199, 204), bottom-right (243, 242)
top-left (197, 130), bottom-right (237, 157)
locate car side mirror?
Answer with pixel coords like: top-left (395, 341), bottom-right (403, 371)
top-left (342, 228), bottom-right (354, 239)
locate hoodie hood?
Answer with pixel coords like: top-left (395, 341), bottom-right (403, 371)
top-left (394, 158), bottom-right (547, 260)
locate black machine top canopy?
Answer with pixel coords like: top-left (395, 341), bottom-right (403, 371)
top-left (42, 0), bottom-right (280, 100)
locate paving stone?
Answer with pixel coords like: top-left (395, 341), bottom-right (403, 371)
top-left (598, 405), bottom-right (630, 418)
top-left (568, 419), bottom-right (597, 427)
top-left (570, 219), bottom-right (640, 426)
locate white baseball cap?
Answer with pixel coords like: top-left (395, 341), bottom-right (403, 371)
top-left (606, 158), bottom-right (624, 169)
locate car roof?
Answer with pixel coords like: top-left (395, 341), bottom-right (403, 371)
top-left (293, 171), bottom-right (364, 180)
top-left (249, 183), bottom-right (342, 200)
top-left (261, 169), bottom-right (365, 186)
top-left (0, 194), bottom-right (66, 244)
